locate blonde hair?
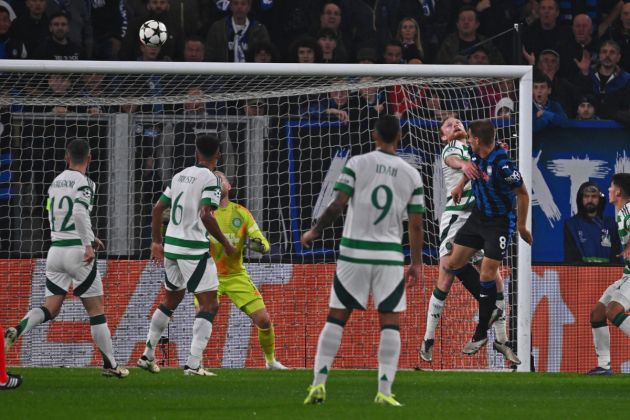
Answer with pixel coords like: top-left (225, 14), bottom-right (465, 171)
top-left (396, 17), bottom-right (424, 58)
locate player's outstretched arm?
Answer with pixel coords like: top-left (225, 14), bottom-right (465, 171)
top-left (405, 212), bottom-right (424, 287)
top-left (301, 191), bottom-right (350, 248)
top-left (514, 184), bottom-right (533, 245)
top-left (151, 200), bottom-right (169, 261)
top-left (445, 155), bottom-right (480, 180)
top-left (200, 205), bottom-right (237, 256)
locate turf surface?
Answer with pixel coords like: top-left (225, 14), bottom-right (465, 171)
top-left (1, 368), bottom-right (627, 419)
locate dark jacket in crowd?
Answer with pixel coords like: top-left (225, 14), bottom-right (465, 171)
top-left (564, 182), bottom-right (621, 263)
top-left (33, 37), bottom-right (82, 60)
top-left (205, 16), bottom-right (270, 62)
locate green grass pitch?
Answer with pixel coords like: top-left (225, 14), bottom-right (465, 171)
top-left (2, 368), bottom-right (628, 419)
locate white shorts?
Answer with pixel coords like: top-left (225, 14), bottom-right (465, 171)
top-left (439, 210), bottom-right (483, 262)
top-left (45, 246), bottom-right (103, 298)
top-left (599, 275), bottom-right (630, 311)
top-left (330, 259), bottom-right (405, 312)
top-left (164, 253), bottom-right (218, 294)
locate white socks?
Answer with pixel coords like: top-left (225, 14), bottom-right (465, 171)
top-left (143, 304), bottom-right (172, 360)
top-left (313, 321), bottom-right (344, 386)
top-left (378, 327), bottom-right (401, 396)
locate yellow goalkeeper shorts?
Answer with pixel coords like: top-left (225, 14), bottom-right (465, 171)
top-left (194, 273), bottom-right (265, 316)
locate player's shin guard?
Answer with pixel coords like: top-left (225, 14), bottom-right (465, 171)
top-left (612, 313), bottom-right (630, 336)
top-left (186, 312), bottom-right (214, 370)
top-left (475, 280), bottom-right (497, 339)
top-left (143, 304), bottom-right (172, 360)
top-left (90, 314), bottom-right (117, 369)
top-left (591, 320), bottom-right (611, 369)
top-left (456, 263), bottom-right (480, 301)
top-left (15, 306), bottom-right (52, 338)
top-left (423, 288), bottom-right (447, 341)
top-left (313, 318), bottom-right (345, 387)
top-left (493, 293), bottom-right (508, 343)
top-left (257, 325), bottom-right (275, 364)
top-left (378, 325), bottom-right (400, 396)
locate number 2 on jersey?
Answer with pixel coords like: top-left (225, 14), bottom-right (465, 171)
top-left (371, 185), bottom-right (392, 225)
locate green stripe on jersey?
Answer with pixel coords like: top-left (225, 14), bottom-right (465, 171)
top-left (334, 182), bottom-right (354, 196)
top-left (200, 198), bottom-right (218, 209)
top-left (74, 199), bottom-right (89, 209)
top-left (165, 236), bottom-right (210, 249)
top-left (412, 187), bottom-right (424, 195)
top-left (446, 189), bottom-right (473, 202)
top-left (338, 255), bottom-right (403, 266)
top-left (159, 194), bottom-right (171, 205)
top-left (341, 167), bottom-right (356, 179)
top-left (203, 186), bottom-right (220, 192)
top-left (407, 204), bottom-right (426, 214)
top-left (51, 239), bottom-right (96, 247)
top-left (445, 202), bottom-right (475, 211)
top-left (164, 252), bottom-right (207, 260)
top-left (340, 237), bottom-right (403, 252)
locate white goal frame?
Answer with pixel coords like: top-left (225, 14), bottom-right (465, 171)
top-left (0, 60), bottom-right (533, 372)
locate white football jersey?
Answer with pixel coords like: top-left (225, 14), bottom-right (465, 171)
top-left (441, 139), bottom-right (475, 211)
top-left (335, 150), bottom-right (425, 265)
top-left (161, 165), bottom-right (221, 260)
top-left (617, 201), bottom-right (630, 275)
top-left (48, 169), bottom-right (96, 245)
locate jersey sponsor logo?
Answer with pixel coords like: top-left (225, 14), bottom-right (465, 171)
top-left (505, 171), bottom-right (522, 184)
top-left (232, 217), bottom-right (242, 228)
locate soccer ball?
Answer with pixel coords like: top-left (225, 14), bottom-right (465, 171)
top-left (139, 20), bottom-right (168, 48)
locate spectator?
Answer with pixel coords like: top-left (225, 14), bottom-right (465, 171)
top-left (0, 111), bottom-right (12, 255)
top-left (0, 1), bottom-right (15, 20)
top-left (183, 35), bottom-right (205, 62)
top-left (532, 49), bottom-right (577, 116)
top-left (120, 0), bottom-right (184, 61)
top-left (10, 0), bottom-right (49, 56)
top-left (532, 71), bottom-right (569, 133)
top-left (435, 6), bottom-right (504, 64)
top-left (557, 0), bottom-right (623, 37)
top-left (288, 35), bottom-right (322, 63)
top-left (522, 0), bottom-right (571, 57)
top-left (89, 0), bottom-right (129, 60)
top-left (205, 0), bottom-right (270, 62)
top-left (396, 17), bottom-right (424, 63)
top-left (557, 14), bottom-right (599, 79)
top-left (172, 86), bottom-right (211, 174)
top-left (468, 44), bottom-right (489, 64)
top-left (606, 1), bottom-right (630, 72)
top-left (576, 94), bottom-right (600, 120)
top-left (564, 181), bottom-right (621, 263)
top-left (46, 0), bottom-right (92, 58)
top-left (306, 85), bottom-right (354, 122)
top-left (355, 46), bottom-right (378, 64)
top-left (314, 1), bottom-right (348, 61)
top-left (33, 12), bottom-right (82, 60)
top-left (0, 6), bottom-right (27, 58)
top-left (247, 40), bottom-right (278, 63)
top-left (383, 39), bottom-right (403, 64)
top-left (317, 28), bottom-right (344, 63)
top-left (574, 39), bottom-right (630, 121)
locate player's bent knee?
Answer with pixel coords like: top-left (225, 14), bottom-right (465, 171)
top-left (442, 265), bottom-right (467, 276)
top-left (605, 304), bottom-right (624, 323)
top-left (590, 304), bottom-right (606, 323)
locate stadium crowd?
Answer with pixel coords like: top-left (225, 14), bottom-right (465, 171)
top-left (1, 0), bottom-right (630, 257)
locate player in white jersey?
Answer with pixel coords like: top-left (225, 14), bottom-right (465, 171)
top-left (588, 173), bottom-right (630, 375)
top-left (137, 135), bottom-right (236, 376)
top-left (420, 117), bottom-right (519, 366)
top-left (302, 115), bottom-right (424, 406)
top-left (3, 139), bottom-right (128, 378)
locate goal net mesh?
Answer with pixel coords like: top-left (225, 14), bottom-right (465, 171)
top-left (0, 68), bottom-right (520, 370)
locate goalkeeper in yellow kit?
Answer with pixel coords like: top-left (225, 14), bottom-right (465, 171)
top-left (196, 171), bottom-right (288, 370)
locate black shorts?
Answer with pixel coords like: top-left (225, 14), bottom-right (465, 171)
top-left (453, 210), bottom-right (514, 261)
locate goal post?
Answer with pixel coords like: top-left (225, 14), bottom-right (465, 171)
top-left (0, 60), bottom-right (532, 371)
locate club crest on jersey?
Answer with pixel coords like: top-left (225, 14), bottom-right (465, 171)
top-left (232, 218), bottom-right (242, 228)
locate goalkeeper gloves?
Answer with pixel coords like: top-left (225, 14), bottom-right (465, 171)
top-left (248, 237), bottom-right (269, 254)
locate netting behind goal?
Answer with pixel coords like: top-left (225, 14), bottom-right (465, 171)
top-left (0, 62), bottom-right (529, 371)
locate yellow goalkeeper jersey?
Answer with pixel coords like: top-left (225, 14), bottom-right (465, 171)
top-left (210, 201), bottom-right (269, 276)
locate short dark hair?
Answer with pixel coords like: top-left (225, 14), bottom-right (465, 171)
top-left (384, 39), bottom-right (403, 51)
top-left (533, 69), bottom-right (552, 87)
top-left (196, 135), bottom-right (220, 159)
top-left (375, 115), bottom-right (401, 144)
top-left (468, 119), bottom-right (495, 146)
top-left (0, 6), bottom-right (10, 17)
top-left (49, 11), bottom-right (70, 23)
top-left (289, 36), bottom-right (323, 63)
top-left (66, 139), bottom-right (90, 164)
top-left (184, 35), bottom-right (205, 45)
top-left (457, 6), bottom-right (478, 21)
top-left (600, 39), bottom-right (621, 54)
top-left (612, 173), bottom-right (630, 198)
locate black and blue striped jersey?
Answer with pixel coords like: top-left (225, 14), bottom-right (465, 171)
top-left (469, 144), bottom-right (523, 220)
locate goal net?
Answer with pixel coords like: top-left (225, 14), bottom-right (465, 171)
top-left (0, 61), bottom-right (532, 371)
